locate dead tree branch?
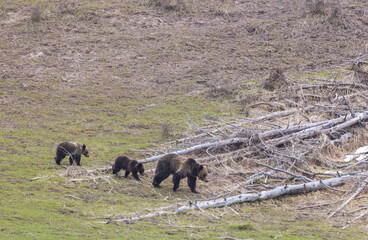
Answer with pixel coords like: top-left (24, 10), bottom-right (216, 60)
top-left (328, 177), bottom-right (368, 219)
top-left (174, 175), bottom-right (355, 214)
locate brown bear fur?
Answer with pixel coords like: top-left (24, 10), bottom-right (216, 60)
top-left (55, 141), bottom-right (89, 166)
top-left (112, 156), bottom-right (144, 181)
top-left (152, 153), bottom-right (208, 193)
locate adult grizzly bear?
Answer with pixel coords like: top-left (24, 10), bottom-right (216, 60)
top-left (112, 156), bottom-right (144, 181)
top-left (152, 153), bottom-right (208, 193)
top-left (55, 141), bottom-right (89, 166)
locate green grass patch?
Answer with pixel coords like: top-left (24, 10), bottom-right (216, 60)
top-left (230, 222), bottom-right (257, 231)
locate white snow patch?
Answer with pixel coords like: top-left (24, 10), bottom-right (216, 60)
top-left (344, 145), bottom-right (368, 162)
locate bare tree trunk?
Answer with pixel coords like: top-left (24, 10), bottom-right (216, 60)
top-left (108, 210), bottom-right (172, 223)
top-left (138, 112), bottom-right (368, 163)
top-left (174, 175), bottom-right (353, 214)
top-left (139, 137), bottom-right (248, 163)
top-left (266, 112), bottom-right (368, 146)
top-left (108, 174), bottom-right (359, 223)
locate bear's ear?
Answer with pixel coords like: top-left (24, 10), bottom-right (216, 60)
top-left (194, 165), bottom-right (204, 177)
top-left (82, 144), bottom-right (86, 151)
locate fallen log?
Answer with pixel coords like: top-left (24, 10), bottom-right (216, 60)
top-left (258, 120), bottom-right (326, 140)
top-left (174, 175), bottom-right (354, 214)
top-left (83, 111), bottom-right (368, 175)
top-left (107, 174), bottom-right (359, 223)
top-left (298, 83), bottom-right (368, 91)
top-left (139, 112), bottom-right (368, 163)
top-left (108, 210), bottom-right (172, 223)
top-left (331, 112), bottom-right (368, 132)
top-left (255, 109), bottom-right (298, 122)
top-left (266, 111), bottom-right (368, 147)
top-left (138, 137), bottom-right (248, 163)
top-left (164, 109), bottom-right (304, 147)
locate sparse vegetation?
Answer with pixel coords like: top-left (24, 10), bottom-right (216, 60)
top-left (230, 222), bottom-right (257, 231)
top-left (261, 68), bottom-right (289, 91)
top-left (306, 0), bottom-right (327, 15)
top-left (30, 4), bottom-right (42, 22)
top-left (58, 2), bottom-right (76, 15)
top-left (152, 0), bottom-right (187, 12)
top-left (161, 121), bottom-right (173, 139)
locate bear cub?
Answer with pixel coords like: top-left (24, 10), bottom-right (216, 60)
top-left (55, 141), bottom-right (89, 166)
top-left (152, 153), bottom-right (208, 193)
top-left (112, 156), bottom-right (144, 181)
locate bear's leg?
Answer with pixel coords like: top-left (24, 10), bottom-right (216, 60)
top-left (132, 170), bottom-right (141, 181)
top-left (55, 148), bottom-right (66, 165)
top-left (152, 176), bottom-right (162, 188)
top-left (152, 172), bottom-right (170, 188)
top-left (75, 154), bottom-right (82, 166)
top-left (112, 164), bottom-right (121, 174)
top-left (172, 174), bottom-right (182, 192)
top-left (187, 176), bottom-right (199, 194)
top-left (55, 153), bottom-right (66, 165)
top-left (124, 170), bottom-right (130, 178)
top-left (69, 156), bottom-right (74, 165)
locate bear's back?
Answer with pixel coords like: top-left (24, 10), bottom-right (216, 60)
top-left (113, 156), bottom-right (132, 172)
top-left (157, 154), bottom-right (185, 174)
top-left (58, 141), bottom-right (81, 153)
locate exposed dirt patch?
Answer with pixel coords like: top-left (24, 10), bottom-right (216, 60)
top-left (1, 0), bottom-right (367, 102)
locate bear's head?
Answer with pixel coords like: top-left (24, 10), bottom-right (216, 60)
top-left (82, 144), bottom-right (90, 157)
top-left (136, 163), bottom-right (145, 175)
top-left (198, 165), bottom-right (209, 182)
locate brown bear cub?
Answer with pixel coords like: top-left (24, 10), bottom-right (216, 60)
top-left (112, 156), bottom-right (144, 181)
top-left (55, 141), bottom-right (89, 166)
top-left (152, 153), bottom-right (208, 193)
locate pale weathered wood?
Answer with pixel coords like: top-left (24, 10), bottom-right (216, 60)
top-left (258, 120), bottom-right (326, 140)
top-left (330, 112), bottom-right (368, 132)
top-left (58, 109), bottom-right (368, 182)
top-left (255, 109), bottom-right (297, 122)
top-left (174, 175), bottom-right (353, 214)
top-left (138, 137), bottom-right (248, 163)
top-left (107, 175), bottom-right (363, 222)
top-left (139, 112), bottom-right (368, 163)
top-left (85, 111), bottom-right (368, 173)
top-left (108, 210), bottom-right (172, 223)
top-left (266, 112), bottom-right (368, 147)
top-left (328, 176), bottom-right (368, 219)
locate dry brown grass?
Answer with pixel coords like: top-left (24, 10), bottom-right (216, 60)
top-left (160, 121), bottom-right (173, 140)
top-left (352, 62), bottom-right (368, 85)
top-left (261, 68), bottom-right (289, 91)
top-left (309, 129), bottom-right (368, 167)
top-left (341, 129), bottom-right (368, 153)
top-left (58, 2), bottom-right (76, 15)
top-left (30, 4), bottom-right (42, 22)
top-left (306, 0), bottom-right (327, 15)
top-left (151, 0), bottom-right (187, 12)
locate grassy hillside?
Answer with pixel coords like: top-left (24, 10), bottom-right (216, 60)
top-left (1, 0), bottom-right (368, 239)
